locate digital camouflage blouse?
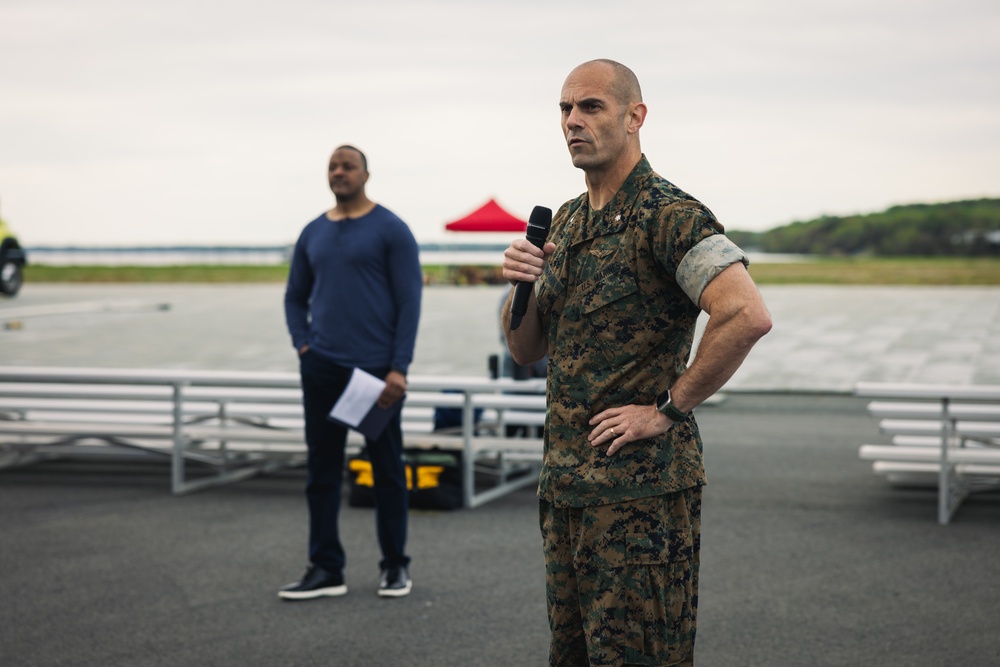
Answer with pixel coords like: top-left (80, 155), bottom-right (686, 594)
top-left (536, 155), bottom-right (748, 507)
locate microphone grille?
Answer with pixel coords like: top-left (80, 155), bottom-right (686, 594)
top-left (526, 206), bottom-right (551, 245)
top-left (528, 205), bottom-right (552, 230)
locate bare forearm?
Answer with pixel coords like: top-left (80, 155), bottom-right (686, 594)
top-left (671, 264), bottom-right (772, 412)
top-left (500, 237), bottom-right (555, 366)
top-left (671, 304), bottom-right (769, 411)
top-left (501, 287), bottom-right (548, 365)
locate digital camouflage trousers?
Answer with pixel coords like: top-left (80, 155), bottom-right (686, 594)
top-left (540, 486), bottom-right (702, 667)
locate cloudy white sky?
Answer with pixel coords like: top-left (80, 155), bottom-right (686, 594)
top-left (1, 0), bottom-right (997, 246)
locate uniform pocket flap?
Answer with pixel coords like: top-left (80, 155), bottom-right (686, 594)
top-left (626, 529), bottom-right (693, 565)
top-left (579, 262), bottom-right (638, 315)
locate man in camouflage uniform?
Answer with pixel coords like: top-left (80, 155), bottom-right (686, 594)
top-left (502, 60), bottom-right (772, 666)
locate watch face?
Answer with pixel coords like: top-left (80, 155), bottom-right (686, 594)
top-left (656, 389), bottom-right (670, 410)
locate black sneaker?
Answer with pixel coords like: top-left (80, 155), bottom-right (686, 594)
top-left (278, 564), bottom-right (347, 600)
top-left (378, 565), bottom-right (412, 598)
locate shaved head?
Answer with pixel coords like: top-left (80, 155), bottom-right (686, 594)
top-left (560, 59), bottom-right (648, 191)
top-left (579, 59), bottom-right (642, 106)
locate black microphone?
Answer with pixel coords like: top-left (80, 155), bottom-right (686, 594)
top-left (509, 205), bottom-right (552, 331)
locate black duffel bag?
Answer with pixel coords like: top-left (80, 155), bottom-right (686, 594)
top-left (347, 447), bottom-right (463, 511)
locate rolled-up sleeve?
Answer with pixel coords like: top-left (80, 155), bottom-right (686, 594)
top-left (676, 234), bottom-right (749, 306)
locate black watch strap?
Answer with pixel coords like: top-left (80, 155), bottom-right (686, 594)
top-left (656, 389), bottom-right (689, 422)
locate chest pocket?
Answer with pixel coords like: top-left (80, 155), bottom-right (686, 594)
top-left (577, 258), bottom-right (643, 364)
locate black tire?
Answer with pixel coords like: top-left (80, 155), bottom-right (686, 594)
top-left (0, 259), bottom-right (23, 296)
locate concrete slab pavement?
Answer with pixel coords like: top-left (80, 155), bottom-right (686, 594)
top-left (3, 283), bottom-right (1000, 390)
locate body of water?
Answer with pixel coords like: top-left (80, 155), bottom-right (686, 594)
top-left (23, 246), bottom-right (810, 267)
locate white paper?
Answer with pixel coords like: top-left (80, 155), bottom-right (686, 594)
top-left (328, 368), bottom-right (386, 428)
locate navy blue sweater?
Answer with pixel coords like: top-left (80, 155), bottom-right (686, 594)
top-left (284, 205), bottom-right (422, 374)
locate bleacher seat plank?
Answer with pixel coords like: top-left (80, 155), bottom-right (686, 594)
top-left (855, 381), bottom-right (1000, 524)
top-left (0, 366), bottom-right (547, 506)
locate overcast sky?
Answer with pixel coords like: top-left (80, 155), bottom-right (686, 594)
top-left (1, 0), bottom-right (997, 246)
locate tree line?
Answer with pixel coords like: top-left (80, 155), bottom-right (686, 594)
top-left (726, 198), bottom-right (1000, 256)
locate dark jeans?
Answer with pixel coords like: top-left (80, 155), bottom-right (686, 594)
top-left (299, 351), bottom-right (410, 574)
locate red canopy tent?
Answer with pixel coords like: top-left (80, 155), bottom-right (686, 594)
top-left (444, 199), bottom-right (527, 232)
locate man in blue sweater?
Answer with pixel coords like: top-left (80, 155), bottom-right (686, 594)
top-left (281, 145), bottom-right (423, 600)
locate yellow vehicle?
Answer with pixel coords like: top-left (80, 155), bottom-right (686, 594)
top-left (0, 216), bottom-right (27, 296)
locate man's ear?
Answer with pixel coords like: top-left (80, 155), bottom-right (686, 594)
top-left (627, 102), bottom-right (647, 135)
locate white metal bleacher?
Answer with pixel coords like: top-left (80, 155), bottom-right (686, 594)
top-left (0, 366), bottom-right (546, 508)
top-left (855, 382), bottom-right (1000, 524)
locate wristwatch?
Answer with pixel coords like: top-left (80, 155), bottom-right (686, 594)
top-left (656, 388), bottom-right (689, 423)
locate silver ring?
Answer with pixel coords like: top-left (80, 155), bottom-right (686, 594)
top-left (609, 428), bottom-right (616, 437)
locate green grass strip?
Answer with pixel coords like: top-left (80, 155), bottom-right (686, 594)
top-left (19, 257), bottom-right (1000, 286)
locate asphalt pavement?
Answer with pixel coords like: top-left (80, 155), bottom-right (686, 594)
top-left (1, 284), bottom-right (999, 666)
